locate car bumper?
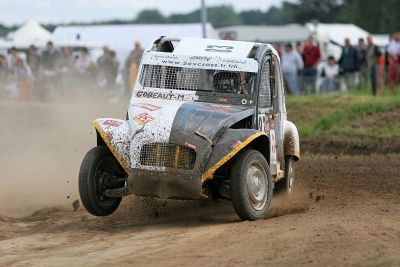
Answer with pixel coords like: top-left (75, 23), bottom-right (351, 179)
top-left (128, 168), bottom-right (202, 199)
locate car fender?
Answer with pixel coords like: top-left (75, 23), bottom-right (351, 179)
top-left (283, 120), bottom-right (300, 160)
top-left (201, 129), bottom-right (269, 183)
top-left (92, 118), bottom-right (131, 173)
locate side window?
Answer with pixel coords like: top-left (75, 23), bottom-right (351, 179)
top-left (258, 58), bottom-right (272, 108)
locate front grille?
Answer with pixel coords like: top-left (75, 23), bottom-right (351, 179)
top-left (139, 143), bottom-right (196, 170)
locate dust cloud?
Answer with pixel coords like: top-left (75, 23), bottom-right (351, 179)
top-left (0, 90), bottom-right (126, 217)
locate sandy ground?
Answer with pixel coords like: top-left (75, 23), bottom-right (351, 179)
top-left (1, 101), bottom-right (400, 266)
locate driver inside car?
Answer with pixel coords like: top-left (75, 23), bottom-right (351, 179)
top-left (213, 71), bottom-right (254, 94)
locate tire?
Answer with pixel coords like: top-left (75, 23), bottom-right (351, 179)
top-left (274, 156), bottom-right (295, 196)
top-left (230, 149), bottom-right (273, 220)
top-left (79, 146), bottom-right (123, 216)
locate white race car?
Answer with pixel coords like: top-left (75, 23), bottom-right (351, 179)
top-left (79, 37), bottom-right (300, 220)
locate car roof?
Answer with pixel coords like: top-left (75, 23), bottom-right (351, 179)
top-left (172, 37), bottom-right (257, 59)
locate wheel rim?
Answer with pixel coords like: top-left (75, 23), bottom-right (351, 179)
top-left (246, 161), bottom-right (268, 211)
top-left (94, 156), bottom-right (120, 204)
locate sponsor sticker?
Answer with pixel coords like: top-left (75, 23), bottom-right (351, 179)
top-left (231, 140), bottom-right (242, 149)
top-left (185, 142), bottom-right (197, 149)
top-left (136, 91), bottom-right (199, 101)
top-left (133, 112), bottom-right (155, 125)
top-left (102, 119), bottom-right (123, 127)
top-left (132, 103), bottom-right (161, 111)
top-left (200, 105), bottom-right (233, 113)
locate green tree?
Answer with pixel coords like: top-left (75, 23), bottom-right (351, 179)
top-left (343, 0), bottom-right (400, 33)
top-left (135, 9), bottom-right (168, 24)
top-left (294, 0), bottom-right (344, 23)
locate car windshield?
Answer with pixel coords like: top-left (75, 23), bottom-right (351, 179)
top-left (139, 64), bottom-right (256, 95)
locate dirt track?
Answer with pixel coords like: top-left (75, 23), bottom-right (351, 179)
top-left (1, 101), bottom-right (400, 266)
top-left (1, 155), bottom-right (399, 266)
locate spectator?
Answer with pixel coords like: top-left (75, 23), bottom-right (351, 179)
top-left (75, 47), bottom-right (93, 75)
top-left (26, 45), bottom-right (42, 100)
top-left (41, 41), bottom-right (60, 72)
top-left (26, 45), bottom-right (41, 77)
top-left (338, 38), bottom-right (358, 88)
top-left (356, 38), bottom-right (368, 88)
top-left (97, 46), bottom-right (115, 86)
top-left (301, 36), bottom-right (321, 93)
top-left (320, 56), bottom-right (339, 93)
top-left (386, 34), bottom-right (400, 88)
top-left (7, 47), bottom-right (19, 72)
top-left (339, 38), bottom-right (359, 73)
top-left (14, 57), bottom-right (31, 101)
top-left (281, 43), bottom-right (304, 95)
top-left (356, 38), bottom-right (367, 70)
top-left (59, 47), bottom-right (74, 71)
top-left (366, 36), bottom-right (381, 96)
top-left (109, 50), bottom-right (119, 85)
top-left (124, 40), bottom-right (144, 90)
top-left (0, 54), bottom-right (9, 94)
top-left (41, 41), bottom-right (60, 98)
top-left (0, 54), bottom-right (8, 80)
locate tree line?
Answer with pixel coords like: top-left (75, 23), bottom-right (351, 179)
top-left (1, 0), bottom-right (399, 37)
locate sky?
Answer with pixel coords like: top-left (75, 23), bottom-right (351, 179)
top-left (1, 0), bottom-right (285, 26)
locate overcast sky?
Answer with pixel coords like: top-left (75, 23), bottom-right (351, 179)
top-left (1, 0), bottom-right (285, 26)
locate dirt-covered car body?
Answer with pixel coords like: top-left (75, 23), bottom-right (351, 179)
top-left (92, 37), bottom-right (300, 200)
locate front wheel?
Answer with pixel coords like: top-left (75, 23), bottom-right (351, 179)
top-left (230, 149), bottom-right (273, 220)
top-left (79, 146), bottom-right (124, 216)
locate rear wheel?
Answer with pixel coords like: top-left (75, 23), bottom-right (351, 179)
top-left (230, 149), bottom-right (273, 220)
top-left (79, 146), bottom-right (124, 216)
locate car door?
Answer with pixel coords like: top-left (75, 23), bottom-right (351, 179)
top-left (256, 55), bottom-right (280, 175)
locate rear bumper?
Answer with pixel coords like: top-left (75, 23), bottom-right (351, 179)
top-left (128, 168), bottom-right (202, 199)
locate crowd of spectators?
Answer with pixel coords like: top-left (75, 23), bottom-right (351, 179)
top-left (278, 33), bottom-right (400, 96)
top-left (0, 41), bottom-right (144, 101)
top-left (1, 34), bottom-right (400, 101)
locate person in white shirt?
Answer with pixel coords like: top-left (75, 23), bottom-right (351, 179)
top-left (320, 56), bottom-right (339, 93)
top-left (75, 47), bottom-right (92, 75)
top-left (281, 43), bottom-right (304, 95)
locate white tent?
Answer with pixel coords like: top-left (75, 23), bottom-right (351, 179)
top-left (8, 20), bottom-right (51, 47)
top-left (372, 34), bottom-right (390, 47)
top-left (218, 25), bottom-right (310, 43)
top-left (306, 23), bottom-right (370, 60)
top-left (52, 23), bottom-right (218, 67)
top-left (307, 23), bottom-right (370, 46)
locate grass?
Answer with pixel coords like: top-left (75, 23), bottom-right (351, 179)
top-left (286, 88), bottom-right (400, 139)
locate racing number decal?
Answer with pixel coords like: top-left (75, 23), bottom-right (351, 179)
top-left (205, 45), bottom-right (233, 53)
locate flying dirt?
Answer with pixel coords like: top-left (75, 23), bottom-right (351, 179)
top-left (0, 100), bottom-right (400, 266)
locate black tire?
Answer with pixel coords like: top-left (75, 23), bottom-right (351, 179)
top-left (230, 149), bottom-right (273, 220)
top-left (79, 146), bottom-right (123, 216)
top-left (274, 156), bottom-right (295, 196)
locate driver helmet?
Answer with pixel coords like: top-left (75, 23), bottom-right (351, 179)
top-left (213, 71), bottom-right (241, 93)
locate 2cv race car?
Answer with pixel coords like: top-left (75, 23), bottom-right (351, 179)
top-left (79, 37), bottom-right (300, 220)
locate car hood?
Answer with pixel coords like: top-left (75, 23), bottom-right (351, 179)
top-left (127, 100), bottom-right (254, 168)
top-left (169, 102), bottom-right (254, 145)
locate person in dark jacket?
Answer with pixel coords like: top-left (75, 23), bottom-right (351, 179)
top-left (339, 38), bottom-right (358, 73)
top-left (338, 38), bottom-right (358, 89)
top-left (366, 35), bottom-right (381, 96)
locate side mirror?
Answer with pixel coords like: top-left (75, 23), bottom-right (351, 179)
top-left (272, 97), bottom-right (279, 115)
